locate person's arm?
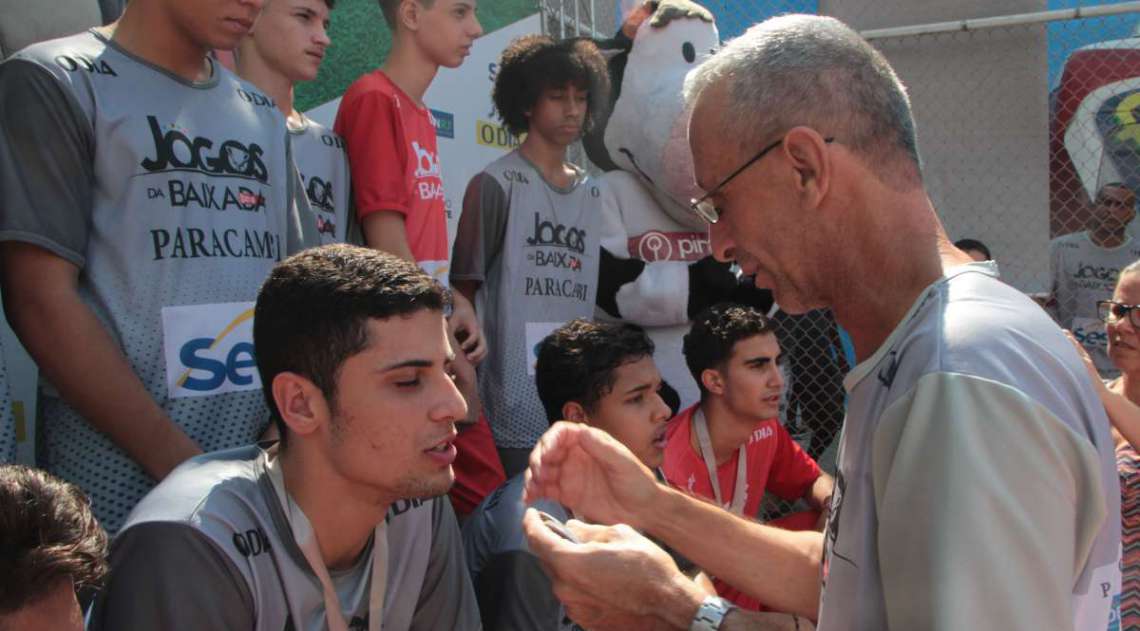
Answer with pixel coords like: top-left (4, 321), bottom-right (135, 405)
top-left (361, 210), bottom-right (416, 261)
top-left (522, 509), bottom-right (815, 631)
top-left (409, 498), bottom-right (482, 631)
top-left (872, 372), bottom-right (1108, 630)
top-left (1065, 329), bottom-right (1140, 447)
top-left (523, 423), bottom-right (822, 618)
top-left (0, 60), bottom-right (200, 480)
top-left (1, 244), bottom-right (201, 478)
top-left (87, 522), bottom-right (254, 630)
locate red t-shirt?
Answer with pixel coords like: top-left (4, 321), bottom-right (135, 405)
top-left (662, 403), bottom-right (822, 610)
top-left (450, 413), bottom-right (507, 518)
top-left (334, 70), bottom-right (450, 283)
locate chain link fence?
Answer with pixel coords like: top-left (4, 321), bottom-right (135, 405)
top-left (536, 1), bottom-right (1140, 524)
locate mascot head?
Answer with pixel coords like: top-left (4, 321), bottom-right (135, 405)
top-left (584, 0), bottom-right (719, 229)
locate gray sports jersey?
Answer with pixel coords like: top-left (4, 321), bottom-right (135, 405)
top-left (463, 473), bottom-right (579, 631)
top-left (451, 151), bottom-right (603, 449)
top-left (291, 115), bottom-right (350, 245)
top-left (0, 31), bottom-right (315, 531)
top-left (1050, 231), bottom-right (1140, 377)
top-left (818, 264), bottom-right (1121, 630)
top-left (89, 444), bottom-right (480, 631)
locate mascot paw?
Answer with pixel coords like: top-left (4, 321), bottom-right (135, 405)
top-left (598, 247), bottom-right (648, 318)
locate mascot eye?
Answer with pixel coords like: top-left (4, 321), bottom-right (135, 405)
top-left (682, 42), bottom-right (696, 63)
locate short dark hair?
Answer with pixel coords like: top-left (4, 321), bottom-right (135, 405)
top-left (953, 238), bottom-right (991, 261)
top-left (254, 245), bottom-right (448, 442)
top-left (683, 303), bottom-right (775, 399)
top-left (378, 0), bottom-right (432, 30)
top-left (493, 35), bottom-right (610, 137)
top-left (535, 319), bottom-right (654, 423)
top-left (0, 465), bottom-right (107, 613)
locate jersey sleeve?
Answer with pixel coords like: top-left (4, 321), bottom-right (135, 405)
top-left (0, 59), bottom-right (95, 266)
top-left (450, 172), bottom-right (508, 284)
top-left (765, 423), bottom-right (822, 500)
top-left (409, 497), bottom-right (481, 631)
top-left (474, 549), bottom-right (565, 630)
top-left (334, 90), bottom-right (409, 220)
top-left (871, 372), bottom-right (1109, 631)
top-left (87, 522), bottom-right (255, 630)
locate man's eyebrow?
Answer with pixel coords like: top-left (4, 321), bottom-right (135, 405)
top-left (743, 354), bottom-right (780, 366)
top-left (623, 382), bottom-right (653, 395)
top-left (380, 359), bottom-right (432, 371)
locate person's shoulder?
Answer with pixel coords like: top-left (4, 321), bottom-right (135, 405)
top-left (1050, 230), bottom-right (1087, 250)
top-left (216, 65), bottom-right (284, 121)
top-left (294, 116), bottom-right (346, 151)
top-left (6, 29), bottom-right (105, 68)
top-left (122, 444), bottom-right (267, 530)
top-left (340, 69), bottom-right (399, 106)
top-left (464, 474), bottom-right (560, 552)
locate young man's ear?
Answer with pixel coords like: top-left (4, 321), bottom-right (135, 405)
top-left (700, 368), bottom-right (726, 396)
top-left (398, 0), bottom-right (422, 32)
top-left (271, 372), bottom-right (331, 439)
top-left (560, 401), bottom-right (588, 423)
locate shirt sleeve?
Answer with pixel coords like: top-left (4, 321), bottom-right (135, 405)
top-left (409, 497), bottom-right (482, 631)
top-left (0, 58), bottom-right (95, 266)
top-left (87, 522), bottom-right (255, 631)
top-left (474, 550), bottom-right (565, 631)
top-left (334, 90), bottom-right (410, 220)
top-left (871, 372), bottom-right (1109, 631)
top-left (765, 423), bottom-right (822, 501)
top-left (450, 172), bottom-right (508, 284)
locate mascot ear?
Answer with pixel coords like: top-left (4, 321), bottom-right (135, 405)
top-left (649, 0), bottom-right (715, 28)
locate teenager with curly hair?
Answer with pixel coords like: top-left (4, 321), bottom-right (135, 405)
top-left (450, 35), bottom-right (611, 475)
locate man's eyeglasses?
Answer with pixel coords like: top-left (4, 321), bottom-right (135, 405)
top-left (1097, 300), bottom-right (1140, 327)
top-left (689, 136), bottom-right (834, 225)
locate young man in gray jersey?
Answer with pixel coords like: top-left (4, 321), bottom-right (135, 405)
top-left (463, 318), bottom-right (679, 630)
top-left (451, 35), bottom-right (610, 475)
top-left (1050, 182), bottom-right (1140, 378)
top-left (89, 245), bottom-right (479, 631)
top-left (237, 0), bottom-right (351, 245)
top-left (520, 14), bottom-right (1121, 631)
top-left (0, 0), bottom-right (317, 532)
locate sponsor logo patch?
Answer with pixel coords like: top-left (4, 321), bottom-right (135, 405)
top-left (162, 302), bottom-right (259, 398)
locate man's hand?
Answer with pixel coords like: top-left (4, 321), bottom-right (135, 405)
top-left (522, 509), bottom-right (705, 630)
top-left (449, 291), bottom-right (486, 364)
top-left (523, 422), bottom-right (662, 528)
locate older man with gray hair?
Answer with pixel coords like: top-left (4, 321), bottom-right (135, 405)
top-left (520, 14), bottom-right (1121, 631)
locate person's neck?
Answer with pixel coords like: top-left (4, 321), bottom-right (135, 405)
top-left (105, 8), bottom-right (212, 82)
top-left (380, 42), bottom-right (439, 106)
top-left (1091, 226), bottom-right (1128, 249)
top-left (831, 190), bottom-right (945, 364)
top-left (692, 399), bottom-right (757, 465)
top-left (277, 445), bottom-right (391, 571)
top-left (235, 52), bottom-right (298, 122)
top-left (520, 136), bottom-right (574, 188)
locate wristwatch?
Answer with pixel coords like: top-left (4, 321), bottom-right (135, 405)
top-left (689, 595), bottom-right (737, 631)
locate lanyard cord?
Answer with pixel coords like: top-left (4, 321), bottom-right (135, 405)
top-left (693, 408), bottom-right (749, 515)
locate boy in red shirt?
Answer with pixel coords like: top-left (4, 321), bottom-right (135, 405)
top-left (334, 0), bottom-right (485, 360)
top-left (663, 302), bottom-right (835, 611)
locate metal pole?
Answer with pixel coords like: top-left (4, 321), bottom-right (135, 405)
top-left (559, 0), bottom-right (565, 39)
top-left (574, 0), bottom-right (581, 36)
top-left (862, 1), bottom-right (1140, 40)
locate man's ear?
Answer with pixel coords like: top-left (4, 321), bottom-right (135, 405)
top-left (700, 368), bottom-right (725, 396)
top-left (783, 126), bottom-right (831, 208)
top-left (271, 372), bottom-right (331, 439)
top-left (561, 401), bottom-right (588, 423)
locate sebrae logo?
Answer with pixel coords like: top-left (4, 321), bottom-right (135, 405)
top-left (430, 109), bottom-right (455, 139)
top-left (162, 303), bottom-right (260, 398)
top-left (141, 116), bottom-right (269, 183)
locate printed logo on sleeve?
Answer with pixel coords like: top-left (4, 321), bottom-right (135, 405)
top-left (162, 302), bottom-right (259, 399)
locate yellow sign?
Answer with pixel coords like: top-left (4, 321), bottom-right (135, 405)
top-left (476, 119), bottom-right (524, 150)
